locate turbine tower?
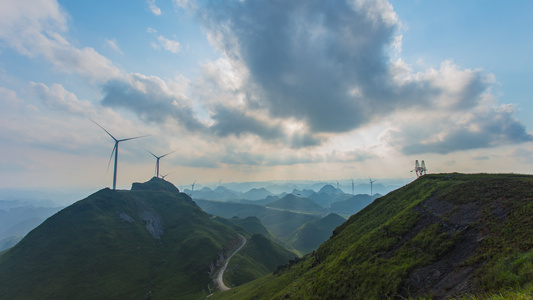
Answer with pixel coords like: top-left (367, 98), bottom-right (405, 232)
top-left (190, 179), bottom-right (197, 197)
top-left (369, 177), bottom-right (377, 196)
top-left (351, 178), bottom-right (355, 195)
top-left (91, 120), bottom-right (148, 190)
top-left (146, 150), bottom-right (176, 178)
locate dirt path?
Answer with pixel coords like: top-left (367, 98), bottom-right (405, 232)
top-left (215, 234), bottom-right (247, 291)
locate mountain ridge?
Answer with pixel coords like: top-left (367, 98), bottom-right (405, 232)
top-left (0, 178), bottom-right (294, 299)
top-left (211, 173), bottom-right (533, 299)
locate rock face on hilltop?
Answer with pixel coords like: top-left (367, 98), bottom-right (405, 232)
top-left (0, 178), bottom-right (293, 299)
top-left (131, 176), bottom-right (181, 193)
top-left (214, 174), bottom-right (533, 300)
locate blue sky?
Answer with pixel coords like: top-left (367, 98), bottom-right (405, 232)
top-left (1, 0), bottom-right (532, 191)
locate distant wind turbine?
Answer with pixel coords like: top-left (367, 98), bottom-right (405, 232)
top-left (91, 119), bottom-right (149, 190)
top-left (369, 177), bottom-right (377, 196)
top-left (161, 173), bottom-right (172, 180)
top-left (146, 149), bottom-right (176, 178)
top-left (190, 179), bottom-right (197, 197)
top-left (351, 178), bottom-right (355, 195)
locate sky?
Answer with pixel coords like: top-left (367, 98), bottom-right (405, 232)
top-left (1, 0), bottom-right (532, 192)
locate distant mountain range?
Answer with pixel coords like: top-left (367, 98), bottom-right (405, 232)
top-left (0, 205), bottom-right (63, 251)
top-left (184, 179), bottom-right (407, 201)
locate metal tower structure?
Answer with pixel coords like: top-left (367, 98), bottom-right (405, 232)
top-left (412, 160), bottom-right (427, 177)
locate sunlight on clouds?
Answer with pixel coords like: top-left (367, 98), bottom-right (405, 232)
top-left (30, 82), bottom-right (96, 116)
top-left (0, 0), bottom-right (532, 188)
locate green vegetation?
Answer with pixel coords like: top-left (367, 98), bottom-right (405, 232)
top-left (224, 234), bottom-right (297, 287)
top-left (265, 194), bottom-right (324, 213)
top-left (195, 199), bottom-right (318, 240)
top-left (288, 213), bottom-right (345, 254)
top-left (211, 173), bottom-right (533, 299)
top-left (219, 216), bottom-right (274, 239)
top-left (0, 178), bottom-right (294, 299)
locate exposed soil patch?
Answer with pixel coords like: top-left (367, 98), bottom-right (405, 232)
top-left (400, 193), bottom-right (488, 299)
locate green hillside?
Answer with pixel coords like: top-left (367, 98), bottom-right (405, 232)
top-left (265, 194), bottom-right (324, 213)
top-left (211, 173), bottom-right (533, 299)
top-left (223, 234), bottom-right (298, 287)
top-left (329, 193), bottom-right (378, 216)
top-left (288, 213), bottom-right (346, 254)
top-left (0, 178), bottom-right (293, 299)
top-left (213, 216), bottom-right (274, 239)
top-left (195, 200), bottom-right (318, 240)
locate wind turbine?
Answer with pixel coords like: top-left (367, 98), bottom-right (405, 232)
top-left (146, 149), bottom-right (176, 178)
top-left (91, 120), bottom-right (148, 190)
top-left (351, 178), bottom-right (355, 195)
top-left (161, 173), bottom-right (172, 180)
top-left (190, 179), bottom-right (197, 197)
top-left (369, 177), bottom-right (377, 196)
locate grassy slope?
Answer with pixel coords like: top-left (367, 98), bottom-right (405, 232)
top-left (212, 173), bottom-right (533, 299)
top-left (0, 188), bottom-right (238, 299)
top-left (223, 234), bottom-right (298, 287)
top-left (287, 213), bottom-right (346, 254)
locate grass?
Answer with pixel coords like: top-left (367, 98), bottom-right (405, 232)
top-left (0, 186), bottom-right (238, 299)
top-left (211, 173), bottom-right (533, 299)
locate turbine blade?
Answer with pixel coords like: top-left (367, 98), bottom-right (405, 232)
top-left (118, 134), bottom-right (150, 142)
top-left (90, 119), bottom-right (117, 142)
top-left (144, 148), bottom-right (157, 158)
top-left (107, 143), bottom-right (117, 172)
top-left (160, 150), bottom-right (176, 158)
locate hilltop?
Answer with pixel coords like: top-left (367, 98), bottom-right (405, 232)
top-left (211, 173), bottom-right (533, 299)
top-left (0, 178), bottom-right (294, 299)
top-left (265, 194), bottom-right (324, 213)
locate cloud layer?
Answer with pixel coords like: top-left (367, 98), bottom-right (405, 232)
top-left (1, 0), bottom-right (531, 175)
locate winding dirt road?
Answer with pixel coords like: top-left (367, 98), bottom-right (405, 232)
top-left (215, 234), bottom-right (247, 291)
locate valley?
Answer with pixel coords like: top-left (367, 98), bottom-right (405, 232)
top-left (1, 174), bottom-right (532, 299)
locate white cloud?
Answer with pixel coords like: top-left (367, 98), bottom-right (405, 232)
top-left (187, 0), bottom-right (532, 156)
top-left (0, 86), bottom-right (22, 109)
top-left (30, 82), bottom-right (96, 116)
top-left (0, 0), bottom-right (121, 82)
top-left (173, 0), bottom-right (196, 10)
top-left (154, 35), bottom-right (181, 53)
top-left (147, 0), bottom-right (162, 16)
top-left (105, 38), bottom-right (123, 54)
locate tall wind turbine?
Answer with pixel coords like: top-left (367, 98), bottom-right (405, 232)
top-left (351, 178), bottom-right (355, 195)
top-left (146, 150), bottom-right (176, 178)
top-left (369, 177), bottom-right (377, 196)
top-left (91, 120), bottom-right (148, 190)
top-left (190, 179), bottom-right (197, 197)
